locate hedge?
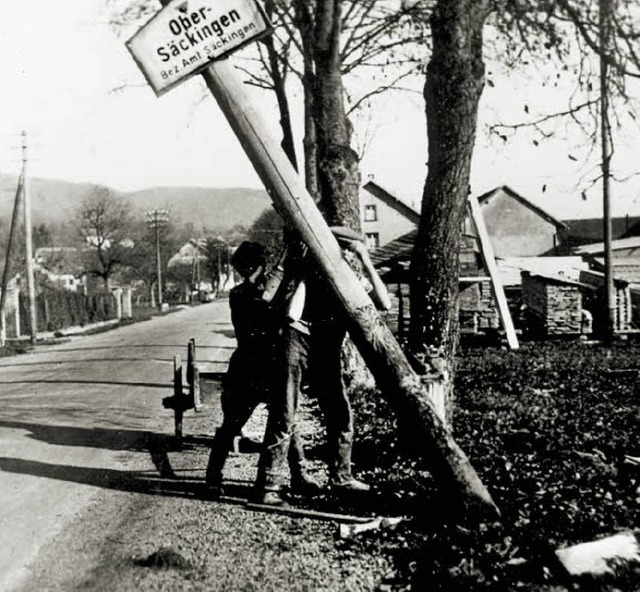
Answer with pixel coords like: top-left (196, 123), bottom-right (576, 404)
top-left (19, 289), bottom-right (117, 334)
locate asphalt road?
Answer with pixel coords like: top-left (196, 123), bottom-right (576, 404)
top-left (0, 302), bottom-right (234, 591)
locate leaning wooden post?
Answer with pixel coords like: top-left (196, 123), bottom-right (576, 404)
top-left (137, 2), bottom-right (498, 518)
top-left (467, 195), bottom-right (519, 349)
top-left (197, 60), bottom-right (498, 518)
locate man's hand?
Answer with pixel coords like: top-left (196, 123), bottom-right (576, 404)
top-left (344, 239), bottom-right (367, 258)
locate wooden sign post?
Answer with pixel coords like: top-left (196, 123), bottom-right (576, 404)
top-left (131, 1), bottom-right (498, 518)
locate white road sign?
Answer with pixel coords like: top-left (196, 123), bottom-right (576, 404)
top-left (127, 0), bottom-right (270, 96)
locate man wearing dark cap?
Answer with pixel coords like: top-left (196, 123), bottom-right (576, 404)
top-left (255, 227), bottom-right (391, 504)
top-left (205, 241), bottom-right (316, 497)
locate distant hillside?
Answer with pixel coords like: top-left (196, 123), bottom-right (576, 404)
top-left (127, 186), bottom-right (270, 230)
top-left (0, 174), bottom-right (271, 231)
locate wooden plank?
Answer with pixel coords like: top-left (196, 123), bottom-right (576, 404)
top-left (173, 354), bottom-right (184, 439)
top-left (338, 516), bottom-right (406, 538)
top-left (195, 55), bottom-right (497, 518)
top-left (192, 366), bottom-right (202, 412)
top-left (459, 276), bottom-right (491, 283)
top-left (467, 196), bottom-right (519, 349)
top-left (211, 494), bottom-right (374, 523)
top-left (241, 499), bottom-right (373, 523)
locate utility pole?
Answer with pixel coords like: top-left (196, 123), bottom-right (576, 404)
top-left (600, 0), bottom-right (616, 339)
top-left (0, 174), bottom-right (24, 345)
top-left (22, 131), bottom-right (37, 344)
top-left (146, 209), bottom-right (169, 309)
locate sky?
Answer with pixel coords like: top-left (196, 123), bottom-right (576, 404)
top-left (1, 0), bottom-right (640, 221)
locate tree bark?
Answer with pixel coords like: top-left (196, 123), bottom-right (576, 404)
top-left (409, 0), bottom-right (490, 420)
top-left (263, 0), bottom-right (298, 171)
top-left (312, 0), bottom-right (361, 229)
top-left (292, 0), bottom-right (321, 201)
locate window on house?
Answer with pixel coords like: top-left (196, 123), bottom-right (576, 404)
top-left (365, 232), bottom-right (380, 248)
top-left (364, 204), bottom-right (378, 222)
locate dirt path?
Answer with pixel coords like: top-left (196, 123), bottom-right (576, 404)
top-left (0, 303), bottom-right (394, 591)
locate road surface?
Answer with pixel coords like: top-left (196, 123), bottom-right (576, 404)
top-left (0, 302), bottom-right (234, 591)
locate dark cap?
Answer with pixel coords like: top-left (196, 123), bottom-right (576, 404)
top-left (329, 226), bottom-right (364, 244)
top-left (231, 241), bottom-right (266, 277)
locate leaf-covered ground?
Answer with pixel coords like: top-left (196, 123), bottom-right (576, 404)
top-left (338, 340), bottom-right (640, 591)
top-left (21, 338), bottom-right (639, 591)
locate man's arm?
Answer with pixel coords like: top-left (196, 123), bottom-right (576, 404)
top-left (347, 241), bottom-right (392, 311)
top-left (262, 247), bottom-right (288, 303)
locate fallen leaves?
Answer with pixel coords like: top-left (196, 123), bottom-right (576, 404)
top-left (346, 341), bottom-right (640, 590)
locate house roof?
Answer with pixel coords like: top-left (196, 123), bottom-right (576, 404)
top-left (369, 185), bottom-right (572, 268)
top-left (477, 185), bottom-right (568, 230)
top-left (369, 230), bottom-right (483, 268)
top-left (362, 180), bottom-right (420, 223)
top-left (369, 229), bottom-right (416, 267)
top-left (34, 247), bottom-right (85, 275)
top-left (579, 268), bottom-right (630, 288)
top-left (574, 236), bottom-right (640, 255)
top-left (562, 216), bottom-right (640, 243)
top-left (167, 239), bottom-right (208, 268)
top-left (589, 257), bottom-right (640, 283)
top-left (497, 256), bottom-right (587, 287)
top-left (522, 269), bottom-right (590, 289)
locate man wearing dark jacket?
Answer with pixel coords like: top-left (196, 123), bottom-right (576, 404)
top-left (205, 241), bottom-right (316, 498)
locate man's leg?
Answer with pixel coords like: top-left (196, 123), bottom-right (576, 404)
top-left (311, 326), bottom-right (367, 490)
top-left (256, 327), bottom-right (309, 497)
top-left (287, 429), bottom-right (321, 494)
top-left (205, 386), bottom-right (258, 489)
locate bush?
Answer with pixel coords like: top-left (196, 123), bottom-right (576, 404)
top-left (19, 289), bottom-right (118, 334)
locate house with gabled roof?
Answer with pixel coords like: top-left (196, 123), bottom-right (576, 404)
top-left (364, 183), bottom-right (568, 258)
top-left (360, 176), bottom-right (420, 249)
top-left (468, 185), bottom-right (568, 257)
top-left (367, 184), bottom-right (575, 337)
top-left (167, 239), bottom-right (208, 269)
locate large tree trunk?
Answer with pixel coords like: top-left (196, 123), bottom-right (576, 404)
top-left (409, 0), bottom-right (490, 421)
top-left (312, 0), bottom-right (361, 229)
top-left (302, 71), bottom-right (320, 201)
top-left (263, 0), bottom-right (298, 171)
top-left (292, 0), bottom-right (321, 201)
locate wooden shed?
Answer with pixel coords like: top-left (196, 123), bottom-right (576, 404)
top-left (378, 234), bottom-right (500, 338)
